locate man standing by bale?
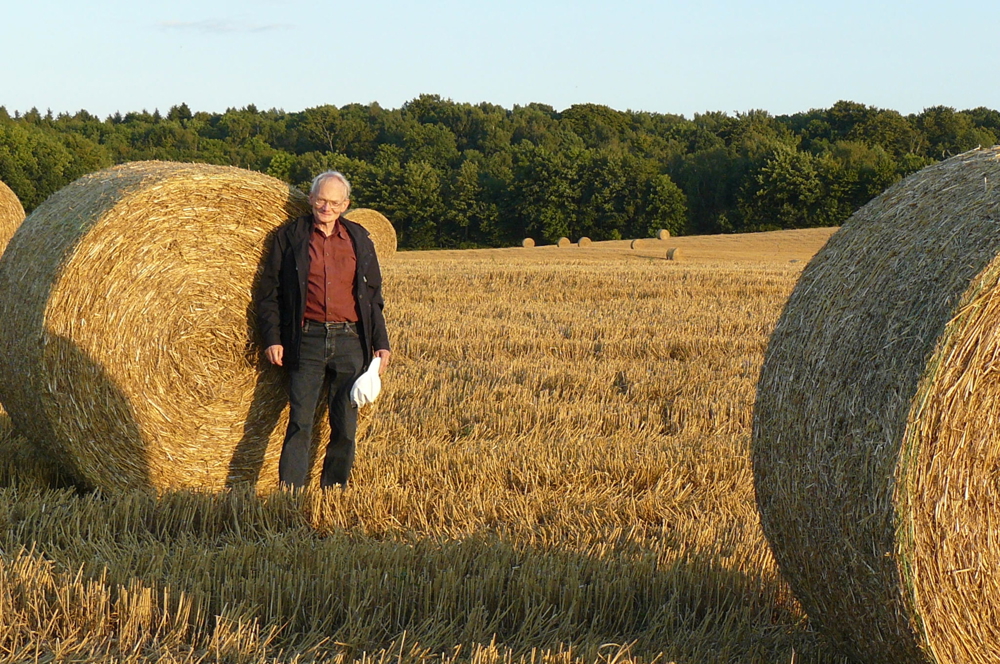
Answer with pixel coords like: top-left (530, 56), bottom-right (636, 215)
top-left (256, 171), bottom-right (390, 489)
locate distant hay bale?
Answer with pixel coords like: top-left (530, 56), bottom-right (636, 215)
top-left (753, 148), bottom-right (1000, 663)
top-left (0, 179), bottom-right (25, 255)
top-left (577, 237), bottom-right (592, 247)
top-left (343, 208), bottom-right (396, 262)
top-left (657, 229), bottom-right (671, 240)
top-left (557, 237), bottom-right (571, 247)
top-left (522, 238), bottom-right (535, 248)
top-left (630, 239), bottom-right (639, 250)
top-left (665, 247), bottom-right (680, 261)
top-left (0, 161), bottom-right (373, 493)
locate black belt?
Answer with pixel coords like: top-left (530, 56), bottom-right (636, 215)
top-left (303, 320), bottom-right (357, 332)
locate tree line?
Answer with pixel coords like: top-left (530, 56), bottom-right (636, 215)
top-left (0, 96), bottom-right (996, 248)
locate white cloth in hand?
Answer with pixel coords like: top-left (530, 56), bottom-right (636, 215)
top-left (350, 356), bottom-right (382, 407)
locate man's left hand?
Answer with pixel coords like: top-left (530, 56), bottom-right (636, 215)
top-left (374, 349), bottom-right (391, 375)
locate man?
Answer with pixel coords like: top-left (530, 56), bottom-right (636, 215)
top-left (255, 171), bottom-right (390, 488)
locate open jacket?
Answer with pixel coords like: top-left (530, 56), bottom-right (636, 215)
top-left (255, 214), bottom-right (389, 370)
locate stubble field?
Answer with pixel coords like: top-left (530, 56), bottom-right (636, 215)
top-left (0, 227), bottom-right (847, 663)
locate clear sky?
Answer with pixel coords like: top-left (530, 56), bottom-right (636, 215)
top-left (2, 0), bottom-right (997, 119)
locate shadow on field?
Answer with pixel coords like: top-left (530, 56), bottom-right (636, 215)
top-left (0, 481), bottom-right (845, 663)
top-left (0, 411), bottom-right (76, 490)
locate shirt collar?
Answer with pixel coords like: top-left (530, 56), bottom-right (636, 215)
top-left (311, 215), bottom-right (347, 238)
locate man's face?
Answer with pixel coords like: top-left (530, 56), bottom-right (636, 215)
top-left (310, 179), bottom-right (350, 225)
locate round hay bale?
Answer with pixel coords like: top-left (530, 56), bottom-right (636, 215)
top-left (557, 237), bottom-right (571, 247)
top-left (0, 179), bottom-right (25, 253)
top-left (657, 229), bottom-right (671, 240)
top-left (0, 182), bottom-right (32, 481)
top-left (577, 237), bottom-right (592, 247)
top-left (0, 161), bottom-right (375, 493)
top-left (665, 247), bottom-right (680, 261)
top-left (522, 237), bottom-right (535, 248)
top-left (630, 239), bottom-right (639, 250)
top-left (342, 208), bottom-right (396, 262)
top-left (753, 148), bottom-right (1000, 663)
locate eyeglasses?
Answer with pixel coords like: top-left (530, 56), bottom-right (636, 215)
top-left (313, 198), bottom-right (347, 208)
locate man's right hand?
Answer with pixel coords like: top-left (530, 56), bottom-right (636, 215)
top-left (265, 344), bottom-right (284, 366)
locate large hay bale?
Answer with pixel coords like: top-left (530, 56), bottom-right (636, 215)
top-left (342, 207), bottom-right (397, 262)
top-left (522, 238), bottom-right (535, 248)
top-left (557, 237), bottom-right (571, 247)
top-left (0, 180), bottom-right (30, 478)
top-left (0, 179), bottom-right (25, 252)
top-left (0, 161), bottom-right (374, 493)
top-left (657, 229), bottom-right (671, 240)
top-left (577, 237), bottom-right (592, 247)
top-left (753, 148), bottom-right (1000, 663)
top-left (665, 247), bottom-right (680, 261)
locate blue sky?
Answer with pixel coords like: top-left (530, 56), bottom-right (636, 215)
top-left (2, 0), bottom-right (997, 119)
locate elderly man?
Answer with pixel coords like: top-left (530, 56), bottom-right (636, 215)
top-left (255, 171), bottom-right (390, 488)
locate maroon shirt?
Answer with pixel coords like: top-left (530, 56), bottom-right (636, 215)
top-left (304, 218), bottom-right (359, 323)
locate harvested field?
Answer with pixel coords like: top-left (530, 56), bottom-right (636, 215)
top-left (0, 227), bottom-right (846, 663)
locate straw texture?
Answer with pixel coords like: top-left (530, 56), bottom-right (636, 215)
top-left (0, 161), bottom-right (376, 493)
top-left (0, 179), bottom-right (25, 253)
top-left (343, 207), bottom-right (397, 262)
top-left (753, 147), bottom-right (1000, 664)
top-left (0, 178), bottom-right (25, 428)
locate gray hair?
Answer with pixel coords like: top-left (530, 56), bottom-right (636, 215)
top-left (310, 171), bottom-right (352, 199)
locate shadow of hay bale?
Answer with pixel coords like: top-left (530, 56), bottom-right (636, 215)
top-left (0, 406), bottom-right (76, 490)
top-left (0, 487), bottom-right (825, 663)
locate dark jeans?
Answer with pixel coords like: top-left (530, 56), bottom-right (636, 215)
top-left (280, 320), bottom-right (365, 488)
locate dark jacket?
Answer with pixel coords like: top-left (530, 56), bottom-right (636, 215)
top-left (255, 214), bottom-right (389, 370)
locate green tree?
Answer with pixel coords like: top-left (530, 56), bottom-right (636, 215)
top-left (739, 146), bottom-right (828, 230)
top-left (266, 150), bottom-right (295, 183)
top-left (0, 120), bottom-right (75, 210)
top-left (509, 143), bottom-right (580, 243)
top-left (645, 174), bottom-right (688, 237)
top-left (394, 160), bottom-right (445, 248)
top-left (818, 141), bottom-right (899, 220)
top-left (443, 155), bottom-right (499, 247)
top-left (916, 106), bottom-right (996, 158)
